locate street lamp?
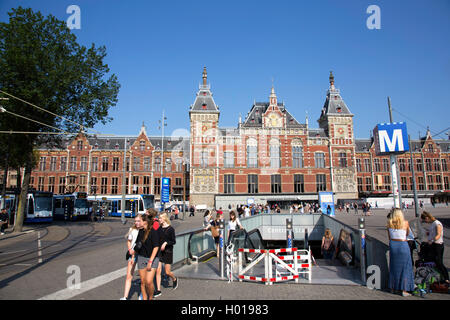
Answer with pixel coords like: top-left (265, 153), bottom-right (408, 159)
top-left (121, 137), bottom-right (129, 224)
top-left (158, 110), bottom-right (167, 212)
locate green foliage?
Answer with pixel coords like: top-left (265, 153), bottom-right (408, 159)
top-left (0, 6), bottom-right (120, 159)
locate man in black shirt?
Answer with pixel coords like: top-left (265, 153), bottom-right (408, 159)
top-left (0, 209), bottom-right (9, 235)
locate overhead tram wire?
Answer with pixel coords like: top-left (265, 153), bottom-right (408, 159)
top-left (0, 107), bottom-right (70, 134)
top-left (0, 89), bottom-right (103, 136)
top-left (392, 107), bottom-right (447, 139)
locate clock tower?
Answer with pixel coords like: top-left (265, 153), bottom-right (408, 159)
top-left (263, 86), bottom-right (285, 128)
top-left (189, 67), bottom-right (220, 207)
top-left (318, 72), bottom-right (358, 200)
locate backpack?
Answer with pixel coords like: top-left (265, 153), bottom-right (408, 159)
top-left (414, 266), bottom-right (441, 292)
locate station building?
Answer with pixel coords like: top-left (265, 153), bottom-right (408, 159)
top-left (2, 69), bottom-right (449, 208)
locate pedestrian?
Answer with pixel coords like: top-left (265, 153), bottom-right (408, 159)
top-left (244, 206), bottom-right (250, 218)
top-left (354, 202), bottom-right (358, 214)
top-left (0, 209), bottom-right (9, 235)
top-left (120, 214), bottom-right (142, 300)
top-left (321, 228), bottom-right (336, 259)
top-left (227, 210), bottom-right (243, 244)
top-left (134, 212), bottom-right (160, 300)
top-left (406, 224), bottom-right (416, 267)
top-left (203, 210), bottom-right (211, 228)
top-left (421, 211), bottom-right (449, 284)
top-left (367, 203), bottom-right (372, 216)
top-left (217, 207), bottom-right (223, 218)
top-left (326, 205), bottom-right (331, 215)
top-left (346, 203), bottom-right (350, 214)
top-left (204, 212), bottom-right (221, 258)
top-left (155, 213), bottom-right (178, 297)
top-left (173, 205), bottom-right (179, 220)
top-left (387, 208), bottom-right (415, 296)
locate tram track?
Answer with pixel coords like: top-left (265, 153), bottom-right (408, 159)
top-left (0, 223), bottom-right (95, 267)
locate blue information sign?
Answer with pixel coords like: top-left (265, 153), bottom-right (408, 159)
top-left (161, 177), bottom-right (171, 203)
top-left (319, 192), bottom-right (335, 216)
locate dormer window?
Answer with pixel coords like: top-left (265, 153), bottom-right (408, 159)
top-left (202, 103), bottom-right (207, 110)
top-left (337, 107), bottom-right (342, 113)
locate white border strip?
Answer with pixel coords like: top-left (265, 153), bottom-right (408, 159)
top-left (38, 267), bottom-right (127, 300)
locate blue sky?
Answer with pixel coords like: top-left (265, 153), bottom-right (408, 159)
top-left (1, 0), bottom-right (449, 140)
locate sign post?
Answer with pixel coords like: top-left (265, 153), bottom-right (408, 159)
top-left (286, 218), bottom-right (293, 248)
top-left (219, 219), bottom-right (225, 279)
top-left (358, 217), bottom-right (366, 284)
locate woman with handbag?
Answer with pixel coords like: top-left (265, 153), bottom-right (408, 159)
top-left (120, 214), bottom-right (143, 300)
top-left (154, 213), bottom-right (178, 298)
top-left (135, 212), bottom-right (161, 300)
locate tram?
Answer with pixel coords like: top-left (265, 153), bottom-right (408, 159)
top-left (53, 192), bottom-right (89, 221)
top-left (0, 190), bottom-right (53, 223)
top-left (87, 194), bottom-right (155, 218)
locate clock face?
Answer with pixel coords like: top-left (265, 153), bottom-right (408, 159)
top-left (335, 125), bottom-right (347, 138)
top-left (268, 113), bottom-right (281, 127)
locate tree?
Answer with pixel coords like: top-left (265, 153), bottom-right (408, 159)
top-left (0, 7), bottom-right (120, 231)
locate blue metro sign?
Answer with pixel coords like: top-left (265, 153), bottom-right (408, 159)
top-left (161, 177), bottom-right (171, 203)
top-left (373, 122), bottom-right (409, 155)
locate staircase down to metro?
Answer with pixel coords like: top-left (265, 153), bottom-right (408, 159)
top-left (177, 226), bottom-right (363, 286)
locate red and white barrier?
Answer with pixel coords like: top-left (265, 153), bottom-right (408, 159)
top-left (275, 247), bottom-right (312, 281)
top-left (237, 247), bottom-right (310, 285)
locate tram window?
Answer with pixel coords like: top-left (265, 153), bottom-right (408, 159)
top-left (139, 200), bottom-right (144, 212)
top-left (55, 199), bottom-right (63, 208)
top-left (28, 198), bottom-right (34, 215)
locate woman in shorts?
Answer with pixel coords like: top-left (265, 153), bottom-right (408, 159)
top-left (120, 214), bottom-right (142, 300)
top-left (155, 213), bottom-right (178, 297)
top-left (135, 212), bottom-right (160, 300)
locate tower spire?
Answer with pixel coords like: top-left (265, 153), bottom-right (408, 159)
top-left (202, 67), bottom-right (207, 86)
top-left (329, 71), bottom-right (335, 90)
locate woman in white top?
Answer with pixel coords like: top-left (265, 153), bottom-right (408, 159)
top-left (387, 208), bottom-right (415, 297)
top-left (421, 211), bottom-right (449, 284)
top-left (227, 210), bottom-right (243, 244)
top-left (120, 214), bottom-right (143, 300)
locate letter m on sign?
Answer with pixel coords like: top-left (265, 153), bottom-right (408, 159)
top-left (373, 123), bottom-right (409, 155)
